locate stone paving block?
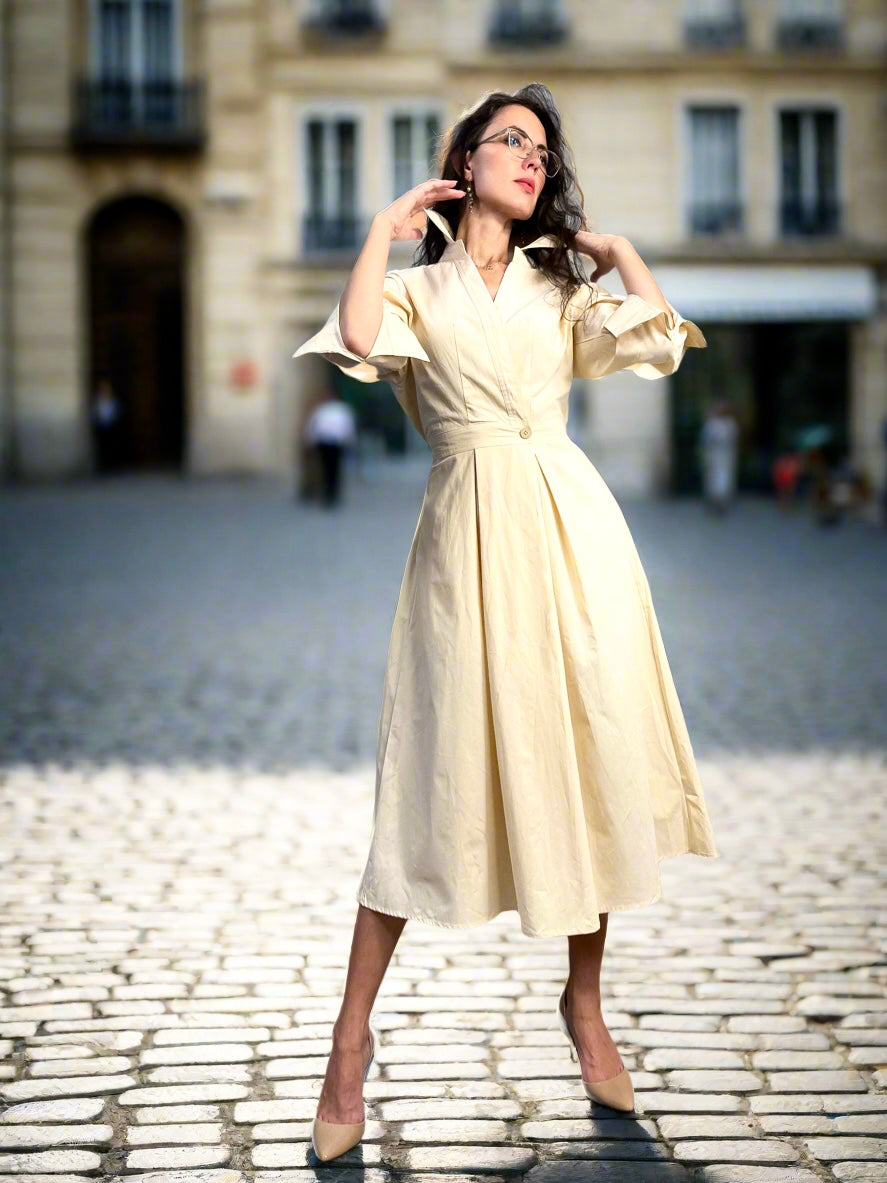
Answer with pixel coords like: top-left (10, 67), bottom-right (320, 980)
top-left (139, 1045), bottom-right (254, 1066)
top-left (106, 1173), bottom-right (242, 1183)
top-left (152, 1028), bottom-right (270, 1046)
top-left (0, 1177), bottom-right (96, 1183)
top-left (655, 1116), bottom-right (759, 1139)
top-left (0, 1126), bottom-right (113, 1150)
top-left (631, 1092), bottom-right (744, 1114)
top-left (376, 1099), bottom-right (522, 1120)
top-left (124, 1124), bottom-right (224, 1145)
top-left (804, 1136), bottom-right (887, 1161)
top-left (695, 1169), bottom-right (822, 1182)
top-left (0, 1075), bottom-right (136, 1102)
top-left (247, 1123), bottom-right (312, 1141)
top-left (834, 1113), bottom-right (887, 1133)
top-left (133, 1107), bottom-right (220, 1124)
top-left (643, 1050), bottom-right (746, 1070)
top-left (0, 1151), bottom-right (102, 1174)
top-left (27, 1057), bottom-right (133, 1077)
top-left (765, 1070), bottom-right (867, 1092)
top-left (117, 1085), bottom-right (249, 1105)
top-left (387, 1145), bottom-right (537, 1173)
top-left (757, 1115), bottom-right (834, 1134)
top-left (0, 1100), bottom-right (106, 1124)
top-left (397, 1119), bottom-right (509, 1142)
top-left (663, 1071), bottom-right (763, 1092)
top-left (673, 1140), bottom-right (799, 1164)
top-left (832, 1166), bottom-right (887, 1181)
top-left (524, 1163), bottom-right (690, 1180)
top-left (141, 1067), bottom-right (251, 1085)
top-left (254, 1173), bottom-right (389, 1182)
top-left (123, 1148), bottom-right (232, 1171)
top-left (534, 1138), bottom-right (672, 1159)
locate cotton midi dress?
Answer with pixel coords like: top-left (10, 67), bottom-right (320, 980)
top-left (293, 208), bottom-right (720, 939)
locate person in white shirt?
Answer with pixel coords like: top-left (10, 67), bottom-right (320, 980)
top-left (700, 400), bottom-right (739, 514)
top-left (303, 390), bottom-right (358, 507)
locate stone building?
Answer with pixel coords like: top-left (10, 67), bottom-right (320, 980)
top-left (1, 0), bottom-right (885, 498)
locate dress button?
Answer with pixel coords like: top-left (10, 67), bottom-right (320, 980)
top-left (519, 425), bottom-right (532, 439)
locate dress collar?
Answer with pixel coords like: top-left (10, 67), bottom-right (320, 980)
top-left (424, 207), bottom-right (558, 255)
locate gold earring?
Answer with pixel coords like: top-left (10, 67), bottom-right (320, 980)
top-left (466, 180), bottom-right (474, 211)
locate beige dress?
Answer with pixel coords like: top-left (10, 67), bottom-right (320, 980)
top-left (293, 209), bottom-right (720, 938)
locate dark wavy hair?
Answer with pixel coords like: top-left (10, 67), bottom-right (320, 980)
top-left (415, 83), bottom-right (590, 313)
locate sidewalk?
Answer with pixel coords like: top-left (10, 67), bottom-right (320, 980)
top-left (1, 470), bottom-right (885, 1180)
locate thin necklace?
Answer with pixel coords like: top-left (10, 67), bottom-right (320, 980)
top-left (472, 256), bottom-right (509, 271)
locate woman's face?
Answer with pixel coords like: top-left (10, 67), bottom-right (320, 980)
top-left (464, 103), bottom-right (549, 221)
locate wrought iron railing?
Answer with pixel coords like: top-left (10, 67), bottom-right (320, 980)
top-left (488, 1), bottom-right (569, 47)
top-left (780, 198), bottom-right (841, 235)
top-left (71, 78), bottom-right (205, 151)
top-left (688, 200), bottom-right (744, 235)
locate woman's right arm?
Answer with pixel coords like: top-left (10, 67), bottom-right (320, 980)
top-left (338, 178), bottom-right (465, 358)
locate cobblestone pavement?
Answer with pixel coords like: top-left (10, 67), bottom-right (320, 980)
top-left (1, 466), bottom-right (885, 1183)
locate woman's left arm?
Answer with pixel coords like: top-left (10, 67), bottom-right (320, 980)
top-left (573, 231), bottom-right (669, 314)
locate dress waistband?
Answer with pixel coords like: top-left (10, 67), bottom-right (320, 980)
top-left (427, 422), bottom-right (570, 465)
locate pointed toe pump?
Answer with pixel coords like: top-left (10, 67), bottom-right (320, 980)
top-left (557, 985), bottom-right (634, 1112)
top-left (311, 1021), bottom-right (379, 1163)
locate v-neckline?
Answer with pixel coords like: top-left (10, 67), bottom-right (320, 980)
top-left (424, 208), bottom-right (556, 319)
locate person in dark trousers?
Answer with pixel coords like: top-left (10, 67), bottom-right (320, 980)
top-left (302, 389), bottom-right (358, 507)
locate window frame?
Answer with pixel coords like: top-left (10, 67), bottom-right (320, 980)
top-left (773, 98), bottom-right (843, 237)
top-left (683, 100), bottom-right (745, 237)
top-left (88, 0), bottom-right (184, 83)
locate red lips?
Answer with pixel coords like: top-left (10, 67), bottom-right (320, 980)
top-left (515, 178), bottom-right (535, 194)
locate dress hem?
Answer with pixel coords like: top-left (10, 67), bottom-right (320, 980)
top-left (355, 845), bottom-right (720, 940)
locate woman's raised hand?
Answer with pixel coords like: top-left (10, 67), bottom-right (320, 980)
top-left (572, 229), bottom-right (630, 283)
top-left (376, 178), bottom-right (466, 242)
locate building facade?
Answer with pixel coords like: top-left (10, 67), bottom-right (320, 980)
top-left (1, 0), bottom-right (885, 498)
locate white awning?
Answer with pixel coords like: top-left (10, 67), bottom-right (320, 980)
top-left (634, 263), bottom-right (879, 322)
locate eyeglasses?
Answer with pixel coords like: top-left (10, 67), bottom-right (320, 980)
top-left (471, 125), bottom-right (561, 179)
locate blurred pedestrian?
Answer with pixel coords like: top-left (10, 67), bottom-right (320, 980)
top-left (90, 376), bottom-right (123, 474)
top-left (773, 451), bottom-right (802, 510)
top-left (302, 389), bottom-right (357, 507)
top-left (700, 399), bottom-right (739, 514)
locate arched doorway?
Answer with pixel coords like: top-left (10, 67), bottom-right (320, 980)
top-left (87, 196), bottom-right (187, 470)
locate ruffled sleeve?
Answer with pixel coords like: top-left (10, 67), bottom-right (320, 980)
top-left (292, 271), bottom-right (430, 439)
top-left (570, 283), bottom-right (707, 381)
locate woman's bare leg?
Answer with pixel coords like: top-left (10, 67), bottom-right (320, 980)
top-left (565, 913), bottom-right (626, 1083)
top-left (315, 904), bottom-right (407, 1123)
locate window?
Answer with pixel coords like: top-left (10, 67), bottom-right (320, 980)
top-left (777, 0), bottom-right (843, 49)
top-left (684, 0), bottom-right (745, 48)
top-left (304, 116), bottom-right (361, 251)
top-left (89, 1), bottom-right (180, 128)
top-left (488, 0), bottom-right (568, 47)
top-left (93, 0), bottom-right (178, 82)
top-left (687, 106), bottom-right (742, 234)
top-left (780, 109), bottom-right (839, 235)
top-left (391, 112), bottom-right (441, 198)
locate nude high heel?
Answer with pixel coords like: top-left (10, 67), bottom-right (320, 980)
top-left (557, 985), bottom-right (634, 1112)
top-left (311, 1020), bottom-right (379, 1163)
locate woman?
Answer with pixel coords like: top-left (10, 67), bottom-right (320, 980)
top-left (293, 82), bottom-right (720, 1162)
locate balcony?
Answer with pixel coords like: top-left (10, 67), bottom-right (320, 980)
top-left (777, 18), bottom-right (844, 49)
top-left (684, 15), bottom-right (746, 49)
top-left (688, 200), bottom-right (744, 235)
top-left (71, 78), bottom-right (205, 153)
top-left (303, 213), bottom-right (363, 254)
top-left (302, 0), bottom-right (387, 40)
top-left (488, 2), bottom-right (569, 48)
top-left (781, 198), bottom-right (841, 236)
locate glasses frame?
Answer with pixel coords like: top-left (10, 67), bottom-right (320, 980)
top-left (471, 125), bottom-right (561, 179)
